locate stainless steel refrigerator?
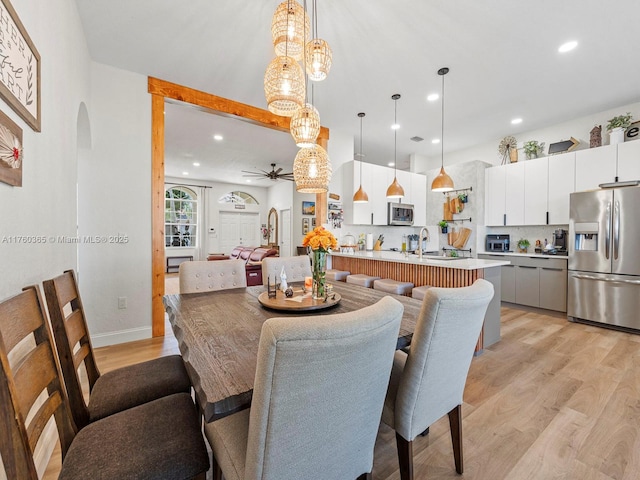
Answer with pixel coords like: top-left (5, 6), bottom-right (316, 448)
top-left (568, 185), bottom-right (640, 331)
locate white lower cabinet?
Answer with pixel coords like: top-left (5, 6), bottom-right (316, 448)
top-left (479, 254), bottom-right (567, 312)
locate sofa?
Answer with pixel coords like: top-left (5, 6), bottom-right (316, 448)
top-left (208, 246), bottom-right (278, 286)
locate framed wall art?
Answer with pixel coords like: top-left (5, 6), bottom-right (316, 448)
top-left (0, 0), bottom-right (41, 131)
top-left (302, 217), bottom-right (309, 235)
top-left (0, 108), bottom-right (22, 186)
top-left (302, 201), bottom-right (315, 216)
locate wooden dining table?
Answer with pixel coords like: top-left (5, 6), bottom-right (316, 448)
top-left (163, 281), bottom-right (423, 423)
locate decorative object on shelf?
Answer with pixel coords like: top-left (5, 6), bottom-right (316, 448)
top-left (606, 112), bottom-right (633, 145)
top-left (353, 112), bottom-right (369, 203)
top-left (293, 143), bottom-right (331, 192)
top-left (522, 140), bottom-right (546, 160)
top-left (302, 226), bottom-right (337, 299)
top-left (590, 125), bottom-right (602, 148)
top-left (431, 67), bottom-right (455, 192)
top-left (439, 220), bottom-right (449, 234)
top-left (625, 121), bottom-right (639, 142)
top-left (386, 94), bottom-right (405, 199)
top-left (279, 266), bottom-right (289, 292)
top-left (305, 0), bottom-right (332, 81)
top-left (517, 238), bottom-right (530, 253)
top-left (498, 135), bottom-right (518, 165)
top-left (271, 0), bottom-right (309, 61)
top-left (0, 109), bottom-right (23, 187)
top-left (548, 137), bottom-right (579, 154)
top-left (0, 0), bottom-right (40, 132)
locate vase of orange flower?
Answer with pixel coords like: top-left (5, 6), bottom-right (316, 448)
top-left (302, 226), bottom-right (338, 299)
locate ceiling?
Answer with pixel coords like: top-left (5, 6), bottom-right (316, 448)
top-left (75, 0), bottom-right (640, 185)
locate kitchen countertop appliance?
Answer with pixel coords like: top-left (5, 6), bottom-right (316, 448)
top-left (486, 234), bottom-right (510, 253)
top-left (568, 184), bottom-right (640, 332)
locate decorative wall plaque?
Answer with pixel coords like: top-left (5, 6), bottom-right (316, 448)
top-left (0, 0), bottom-right (41, 131)
top-left (0, 107), bottom-right (22, 186)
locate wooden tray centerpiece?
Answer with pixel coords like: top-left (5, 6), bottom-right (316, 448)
top-left (258, 287), bottom-right (341, 312)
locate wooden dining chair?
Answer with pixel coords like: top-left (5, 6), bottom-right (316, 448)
top-left (179, 259), bottom-right (247, 293)
top-left (381, 279), bottom-right (494, 479)
top-left (43, 269), bottom-right (192, 429)
top-left (0, 286), bottom-right (209, 479)
top-left (205, 296), bottom-right (404, 480)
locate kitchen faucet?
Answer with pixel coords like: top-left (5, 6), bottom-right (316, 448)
top-left (418, 227), bottom-right (430, 260)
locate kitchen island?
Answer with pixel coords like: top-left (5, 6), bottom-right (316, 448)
top-left (330, 250), bottom-right (510, 350)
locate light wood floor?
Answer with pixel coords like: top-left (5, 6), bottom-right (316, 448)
top-left (44, 300), bottom-right (640, 480)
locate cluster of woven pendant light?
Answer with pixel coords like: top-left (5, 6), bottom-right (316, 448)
top-left (264, 0), bottom-right (334, 193)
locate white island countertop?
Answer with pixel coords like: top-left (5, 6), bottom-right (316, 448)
top-left (330, 250), bottom-right (510, 270)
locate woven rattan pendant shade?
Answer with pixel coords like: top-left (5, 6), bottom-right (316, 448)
top-left (271, 0), bottom-right (309, 61)
top-left (293, 144), bottom-right (332, 193)
top-left (305, 38), bottom-right (332, 81)
top-left (264, 56), bottom-right (305, 117)
top-left (290, 103), bottom-right (320, 147)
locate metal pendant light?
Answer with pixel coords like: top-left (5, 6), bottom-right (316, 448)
top-left (431, 67), bottom-right (455, 192)
top-left (386, 94), bottom-right (405, 199)
top-left (293, 144), bottom-right (332, 193)
top-left (271, 0), bottom-right (309, 61)
top-left (305, 0), bottom-right (332, 81)
top-left (353, 112), bottom-right (369, 203)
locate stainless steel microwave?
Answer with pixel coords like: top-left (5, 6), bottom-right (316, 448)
top-left (388, 203), bottom-right (414, 226)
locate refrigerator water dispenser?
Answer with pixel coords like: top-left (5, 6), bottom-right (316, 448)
top-left (574, 222), bottom-right (599, 251)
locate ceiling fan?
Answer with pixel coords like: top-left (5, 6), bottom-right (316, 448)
top-left (242, 163), bottom-right (294, 181)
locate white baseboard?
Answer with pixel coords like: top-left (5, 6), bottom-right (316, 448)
top-left (90, 326), bottom-right (153, 348)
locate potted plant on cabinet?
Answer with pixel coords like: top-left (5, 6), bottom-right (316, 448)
top-left (438, 220), bottom-right (449, 234)
top-left (517, 238), bottom-right (530, 253)
top-left (606, 112), bottom-right (633, 145)
top-left (522, 140), bottom-right (546, 159)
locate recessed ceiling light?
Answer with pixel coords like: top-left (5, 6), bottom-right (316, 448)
top-left (388, 162), bottom-right (395, 167)
top-left (193, 162), bottom-right (200, 167)
top-left (432, 138), bottom-right (440, 144)
top-left (558, 41), bottom-right (578, 53)
top-left (391, 123), bottom-right (400, 130)
top-left (182, 171), bottom-right (189, 175)
top-left (511, 118), bottom-right (523, 125)
top-left (427, 93), bottom-right (439, 102)
top-left (213, 134), bottom-right (223, 141)
top-left (246, 179), bottom-right (251, 183)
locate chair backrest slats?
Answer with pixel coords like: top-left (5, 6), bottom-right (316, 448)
top-left (43, 270), bottom-right (99, 429)
top-left (0, 286), bottom-right (77, 479)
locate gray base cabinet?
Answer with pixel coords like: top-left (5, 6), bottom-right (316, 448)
top-left (479, 254), bottom-right (567, 312)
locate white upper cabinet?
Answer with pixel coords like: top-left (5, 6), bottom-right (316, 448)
top-left (617, 141), bottom-right (640, 182)
top-left (504, 162), bottom-right (525, 225)
top-left (547, 152), bottom-right (575, 225)
top-left (575, 144), bottom-right (617, 191)
top-left (524, 158), bottom-right (548, 225)
top-left (411, 173), bottom-right (427, 226)
top-left (372, 165), bottom-right (392, 225)
top-left (485, 165), bottom-right (506, 226)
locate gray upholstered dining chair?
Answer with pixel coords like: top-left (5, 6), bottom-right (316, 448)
top-left (179, 258), bottom-right (247, 293)
top-left (205, 296), bottom-right (404, 480)
top-left (382, 279), bottom-right (494, 479)
top-left (261, 255), bottom-right (312, 284)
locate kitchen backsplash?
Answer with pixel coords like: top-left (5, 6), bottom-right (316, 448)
top-left (485, 225), bottom-right (570, 251)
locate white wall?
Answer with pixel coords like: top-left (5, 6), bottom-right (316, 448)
top-left (0, 0), bottom-right (90, 301)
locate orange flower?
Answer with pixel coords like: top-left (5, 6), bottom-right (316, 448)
top-left (302, 226), bottom-right (338, 252)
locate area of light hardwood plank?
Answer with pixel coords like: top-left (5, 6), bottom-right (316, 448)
top-left (43, 302), bottom-right (640, 480)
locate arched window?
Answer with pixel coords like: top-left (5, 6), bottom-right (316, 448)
top-left (218, 191), bottom-right (259, 205)
top-left (165, 186), bottom-right (198, 247)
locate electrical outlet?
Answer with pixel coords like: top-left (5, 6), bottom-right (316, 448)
top-left (118, 297), bottom-right (127, 309)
